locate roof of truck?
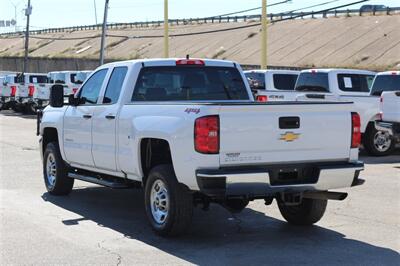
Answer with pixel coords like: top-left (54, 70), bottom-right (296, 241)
top-left (375, 71), bottom-right (400, 76)
top-left (301, 68), bottom-right (376, 75)
top-left (244, 69), bottom-right (300, 75)
top-left (99, 58), bottom-right (238, 68)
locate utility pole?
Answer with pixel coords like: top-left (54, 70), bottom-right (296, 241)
top-left (164, 0), bottom-right (169, 58)
top-left (261, 0), bottom-right (267, 69)
top-left (93, 0), bottom-right (98, 25)
top-left (99, 0), bottom-right (109, 65)
top-left (23, 0), bottom-right (31, 73)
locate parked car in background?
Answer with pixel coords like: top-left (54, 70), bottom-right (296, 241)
top-left (0, 74), bottom-right (18, 111)
top-left (244, 69), bottom-right (299, 99)
top-left (48, 70), bottom-right (92, 96)
top-left (360, 5), bottom-right (387, 12)
top-left (14, 73), bottom-right (50, 114)
top-left (373, 71), bottom-right (400, 146)
top-left (39, 58), bottom-right (364, 236)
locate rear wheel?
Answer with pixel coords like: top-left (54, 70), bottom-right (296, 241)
top-left (144, 164), bottom-right (193, 236)
top-left (43, 142), bottom-right (74, 195)
top-left (278, 198), bottom-right (327, 225)
top-left (363, 123), bottom-right (395, 156)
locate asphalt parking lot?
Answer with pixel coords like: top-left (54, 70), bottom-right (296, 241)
top-left (0, 110), bottom-right (399, 265)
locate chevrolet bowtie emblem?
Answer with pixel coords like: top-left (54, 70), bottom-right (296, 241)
top-left (280, 132), bottom-right (300, 142)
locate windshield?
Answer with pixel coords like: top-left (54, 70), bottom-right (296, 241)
top-left (295, 72), bottom-right (329, 92)
top-left (29, 75), bottom-right (48, 83)
top-left (71, 72), bottom-right (90, 84)
top-left (48, 73), bottom-right (66, 84)
top-left (370, 75), bottom-right (400, 96)
top-left (245, 72), bottom-right (265, 90)
top-left (132, 66), bottom-right (250, 101)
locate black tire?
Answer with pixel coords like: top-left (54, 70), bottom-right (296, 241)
top-left (278, 198), bottom-right (327, 226)
top-left (11, 104), bottom-right (22, 113)
top-left (144, 164), bottom-right (193, 237)
top-left (26, 103), bottom-right (37, 114)
top-left (224, 198), bottom-right (249, 213)
top-left (363, 123), bottom-right (395, 156)
top-left (43, 142), bottom-right (74, 195)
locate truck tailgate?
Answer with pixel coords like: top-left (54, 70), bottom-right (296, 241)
top-left (218, 103), bottom-right (352, 166)
top-left (33, 84), bottom-right (51, 100)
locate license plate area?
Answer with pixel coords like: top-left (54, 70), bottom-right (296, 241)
top-left (269, 166), bottom-right (319, 186)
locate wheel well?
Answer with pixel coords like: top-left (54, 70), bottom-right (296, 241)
top-left (140, 138), bottom-right (173, 184)
top-left (42, 127), bottom-right (58, 153)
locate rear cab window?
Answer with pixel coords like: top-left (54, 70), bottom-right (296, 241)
top-left (48, 73), bottom-right (66, 84)
top-left (71, 72), bottom-right (90, 85)
top-left (132, 66), bottom-right (250, 101)
top-left (370, 75), bottom-right (400, 96)
top-left (295, 72), bottom-right (329, 92)
top-left (29, 75), bottom-right (48, 84)
top-left (337, 74), bottom-right (374, 92)
top-left (273, 74), bottom-right (298, 90)
top-left (245, 72), bottom-right (265, 90)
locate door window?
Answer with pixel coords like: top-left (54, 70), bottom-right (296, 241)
top-left (78, 69), bottom-right (108, 104)
top-left (103, 67), bottom-right (128, 104)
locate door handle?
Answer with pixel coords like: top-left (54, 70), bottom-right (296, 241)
top-left (82, 114), bottom-right (92, 119)
top-left (105, 114), bottom-right (116, 120)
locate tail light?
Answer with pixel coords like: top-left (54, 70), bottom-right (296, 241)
top-left (72, 88), bottom-right (79, 94)
top-left (176, 59), bottom-right (204, 65)
top-left (11, 86), bottom-right (17, 96)
top-left (351, 112), bottom-right (361, 149)
top-left (28, 85), bottom-right (35, 96)
top-left (256, 95), bottom-right (268, 102)
top-left (194, 115), bottom-right (219, 154)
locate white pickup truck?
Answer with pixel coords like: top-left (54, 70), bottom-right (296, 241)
top-left (244, 69), bottom-right (300, 101)
top-left (14, 73), bottom-right (51, 113)
top-left (39, 58), bottom-right (364, 236)
top-left (0, 74), bottom-right (17, 111)
top-left (48, 70), bottom-right (92, 96)
top-left (373, 71), bottom-right (400, 145)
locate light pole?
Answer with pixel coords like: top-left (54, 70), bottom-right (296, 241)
top-left (164, 0), bottom-right (169, 58)
top-left (99, 0), bottom-right (109, 65)
top-left (261, 0), bottom-right (267, 69)
top-left (23, 0), bottom-right (31, 73)
top-left (93, 0), bottom-right (98, 25)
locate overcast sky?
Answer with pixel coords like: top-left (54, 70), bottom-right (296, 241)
top-left (0, 0), bottom-right (398, 33)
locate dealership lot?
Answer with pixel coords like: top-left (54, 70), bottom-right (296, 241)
top-left (0, 111), bottom-right (399, 265)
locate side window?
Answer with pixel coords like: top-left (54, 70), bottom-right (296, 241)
top-left (103, 67), bottom-right (128, 104)
top-left (78, 69), bottom-right (108, 104)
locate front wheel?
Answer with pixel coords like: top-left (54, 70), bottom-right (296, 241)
top-left (278, 198), bottom-right (327, 226)
top-left (43, 142), bottom-right (74, 195)
top-left (363, 124), bottom-right (395, 156)
top-left (144, 164), bottom-right (193, 236)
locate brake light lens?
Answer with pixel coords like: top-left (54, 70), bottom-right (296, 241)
top-left (194, 115), bottom-right (219, 154)
top-left (28, 85), bottom-right (35, 96)
top-left (72, 88), bottom-right (79, 94)
top-left (351, 112), bottom-right (361, 149)
top-left (256, 95), bottom-right (268, 102)
top-left (176, 59), bottom-right (205, 65)
top-left (11, 86), bottom-right (17, 96)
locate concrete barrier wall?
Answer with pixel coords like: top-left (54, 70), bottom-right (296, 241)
top-left (0, 56), bottom-right (106, 72)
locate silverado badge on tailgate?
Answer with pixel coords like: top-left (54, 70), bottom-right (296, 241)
top-left (280, 132), bottom-right (300, 142)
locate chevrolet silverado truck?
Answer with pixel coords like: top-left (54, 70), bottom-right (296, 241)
top-left (14, 73), bottom-right (50, 114)
top-left (0, 74), bottom-right (17, 111)
top-left (39, 58), bottom-right (364, 236)
top-left (374, 71), bottom-right (400, 145)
